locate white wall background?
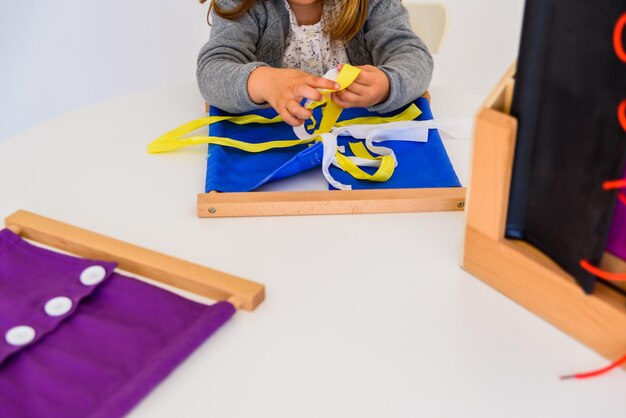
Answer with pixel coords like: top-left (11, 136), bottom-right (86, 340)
top-left (0, 0), bottom-right (525, 142)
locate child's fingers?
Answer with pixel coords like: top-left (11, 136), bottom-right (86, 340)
top-left (345, 82), bottom-right (368, 96)
top-left (335, 89), bottom-right (363, 107)
top-left (332, 91), bottom-right (360, 108)
top-left (308, 76), bottom-right (340, 91)
top-left (287, 100), bottom-right (312, 121)
top-left (356, 64), bottom-right (377, 74)
top-left (278, 104), bottom-right (304, 127)
top-left (331, 92), bottom-right (350, 108)
top-left (295, 85), bottom-right (323, 103)
top-left (277, 99), bottom-right (312, 127)
top-left (354, 69), bottom-right (376, 86)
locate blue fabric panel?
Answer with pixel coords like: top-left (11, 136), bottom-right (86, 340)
top-left (329, 97), bottom-right (461, 190)
top-left (205, 98), bottom-right (460, 192)
top-left (205, 106), bottom-right (323, 192)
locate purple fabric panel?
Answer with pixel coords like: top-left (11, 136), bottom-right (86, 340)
top-left (0, 229), bottom-right (236, 418)
top-left (0, 228), bottom-right (117, 365)
top-left (606, 202), bottom-right (626, 260)
top-left (606, 170), bottom-right (626, 260)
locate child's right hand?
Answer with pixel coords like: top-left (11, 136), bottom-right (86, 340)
top-left (247, 67), bottom-right (340, 127)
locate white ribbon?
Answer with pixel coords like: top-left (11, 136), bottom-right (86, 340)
top-left (294, 112), bottom-right (471, 190)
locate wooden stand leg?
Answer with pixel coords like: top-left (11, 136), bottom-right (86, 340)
top-left (462, 69), bottom-right (626, 366)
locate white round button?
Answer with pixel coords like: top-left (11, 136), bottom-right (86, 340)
top-left (5, 326), bottom-right (36, 346)
top-left (44, 296), bottom-right (73, 317)
top-left (80, 265), bottom-right (107, 286)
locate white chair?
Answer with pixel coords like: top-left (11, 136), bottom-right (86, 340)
top-left (404, 2), bottom-right (449, 54)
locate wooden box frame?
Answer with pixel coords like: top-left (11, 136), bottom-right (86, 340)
top-left (462, 64), bottom-right (626, 364)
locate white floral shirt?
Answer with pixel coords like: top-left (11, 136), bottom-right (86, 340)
top-left (281, 0), bottom-right (349, 76)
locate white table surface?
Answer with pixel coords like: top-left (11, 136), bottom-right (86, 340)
top-left (1, 83), bottom-right (625, 418)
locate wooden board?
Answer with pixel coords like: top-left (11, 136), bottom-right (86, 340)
top-left (5, 210), bottom-right (265, 311)
top-left (461, 68), bottom-right (626, 366)
top-left (198, 187), bottom-right (466, 218)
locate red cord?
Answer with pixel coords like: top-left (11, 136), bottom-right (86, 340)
top-left (602, 179), bottom-right (626, 206)
top-left (603, 178), bottom-right (626, 190)
top-left (580, 259), bottom-right (626, 281)
top-left (564, 12), bottom-right (626, 383)
top-left (614, 13), bottom-right (626, 63)
top-left (561, 352), bottom-right (626, 380)
top-left (618, 99), bottom-right (626, 133)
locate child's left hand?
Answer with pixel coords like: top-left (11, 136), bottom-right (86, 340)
top-left (330, 64), bottom-right (390, 108)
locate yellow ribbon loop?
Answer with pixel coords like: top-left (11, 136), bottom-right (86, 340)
top-left (334, 151), bottom-right (395, 182)
top-left (348, 141), bottom-right (380, 160)
top-left (308, 64), bottom-right (362, 135)
top-left (306, 64), bottom-right (362, 110)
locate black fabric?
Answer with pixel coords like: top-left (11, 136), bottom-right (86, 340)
top-left (506, 0), bottom-right (626, 294)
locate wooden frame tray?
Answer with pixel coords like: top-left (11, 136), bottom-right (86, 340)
top-left (461, 64), bottom-right (626, 364)
top-left (197, 91), bottom-right (465, 218)
top-left (5, 210), bottom-right (265, 311)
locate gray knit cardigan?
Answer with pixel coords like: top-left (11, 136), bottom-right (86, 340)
top-left (197, 0), bottom-right (433, 114)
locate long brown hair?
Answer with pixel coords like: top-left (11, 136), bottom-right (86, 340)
top-left (199, 0), bottom-right (367, 41)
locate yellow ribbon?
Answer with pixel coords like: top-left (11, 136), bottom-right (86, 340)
top-left (148, 114), bottom-right (285, 154)
top-left (149, 135), bottom-right (316, 154)
top-left (335, 151), bottom-right (395, 182)
top-left (335, 104), bottom-right (422, 127)
top-left (307, 64), bottom-right (361, 135)
top-left (338, 142), bottom-right (396, 182)
top-left (147, 64), bottom-right (422, 184)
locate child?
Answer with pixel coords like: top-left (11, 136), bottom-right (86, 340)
top-left (197, 0), bottom-right (433, 127)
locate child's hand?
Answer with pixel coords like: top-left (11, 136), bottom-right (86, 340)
top-left (248, 67), bottom-right (340, 127)
top-left (331, 64), bottom-right (390, 108)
